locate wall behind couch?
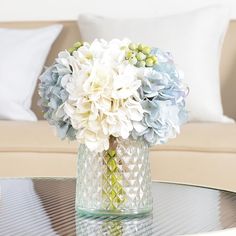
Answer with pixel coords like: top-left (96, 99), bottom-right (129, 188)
top-left (1, 0), bottom-right (236, 21)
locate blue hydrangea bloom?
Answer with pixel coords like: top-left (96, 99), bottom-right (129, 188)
top-left (132, 48), bottom-right (188, 145)
top-left (38, 64), bottom-right (76, 140)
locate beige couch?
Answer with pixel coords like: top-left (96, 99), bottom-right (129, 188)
top-left (0, 21), bottom-right (236, 192)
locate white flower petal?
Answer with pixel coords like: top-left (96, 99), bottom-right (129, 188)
top-left (133, 122), bottom-right (147, 133)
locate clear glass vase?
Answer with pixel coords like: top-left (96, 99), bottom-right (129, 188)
top-left (76, 136), bottom-right (153, 217)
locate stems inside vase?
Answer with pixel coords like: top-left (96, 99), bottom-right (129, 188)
top-left (102, 136), bottom-right (126, 211)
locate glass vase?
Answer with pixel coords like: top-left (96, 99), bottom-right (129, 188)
top-left (76, 136), bottom-right (152, 216)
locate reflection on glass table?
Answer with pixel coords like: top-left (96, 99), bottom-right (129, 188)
top-left (76, 214), bottom-right (153, 235)
top-left (0, 179), bottom-right (57, 235)
top-left (0, 178), bottom-right (236, 236)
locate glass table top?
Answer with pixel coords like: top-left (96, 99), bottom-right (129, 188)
top-left (0, 178), bottom-right (236, 236)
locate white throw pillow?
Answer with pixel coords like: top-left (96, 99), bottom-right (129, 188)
top-left (0, 25), bottom-right (62, 121)
top-left (78, 6), bottom-right (234, 123)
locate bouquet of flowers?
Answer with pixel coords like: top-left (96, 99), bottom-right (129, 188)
top-left (39, 39), bottom-right (188, 153)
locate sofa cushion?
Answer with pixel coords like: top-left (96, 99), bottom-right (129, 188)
top-left (157, 123), bottom-right (236, 153)
top-left (0, 121), bottom-right (235, 154)
top-left (1, 121), bottom-right (236, 191)
top-left (0, 121), bottom-right (78, 154)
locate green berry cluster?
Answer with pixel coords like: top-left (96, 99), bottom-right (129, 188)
top-left (125, 43), bottom-right (158, 67)
top-left (68, 41), bottom-right (83, 54)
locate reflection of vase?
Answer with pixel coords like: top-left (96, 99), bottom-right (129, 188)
top-left (76, 136), bottom-right (152, 216)
top-left (76, 213), bottom-right (153, 235)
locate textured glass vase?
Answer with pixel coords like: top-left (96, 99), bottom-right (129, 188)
top-left (76, 136), bottom-right (153, 216)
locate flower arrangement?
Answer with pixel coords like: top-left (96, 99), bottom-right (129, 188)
top-left (39, 39), bottom-right (188, 153)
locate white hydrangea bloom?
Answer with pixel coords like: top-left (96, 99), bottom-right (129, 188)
top-left (63, 39), bottom-right (144, 152)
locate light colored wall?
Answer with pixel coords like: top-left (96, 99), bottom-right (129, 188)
top-left (1, 0), bottom-right (236, 21)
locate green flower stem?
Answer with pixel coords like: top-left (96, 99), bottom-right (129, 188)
top-left (102, 136), bottom-right (126, 211)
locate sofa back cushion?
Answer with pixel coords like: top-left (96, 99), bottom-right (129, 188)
top-left (0, 20), bottom-right (235, 120)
